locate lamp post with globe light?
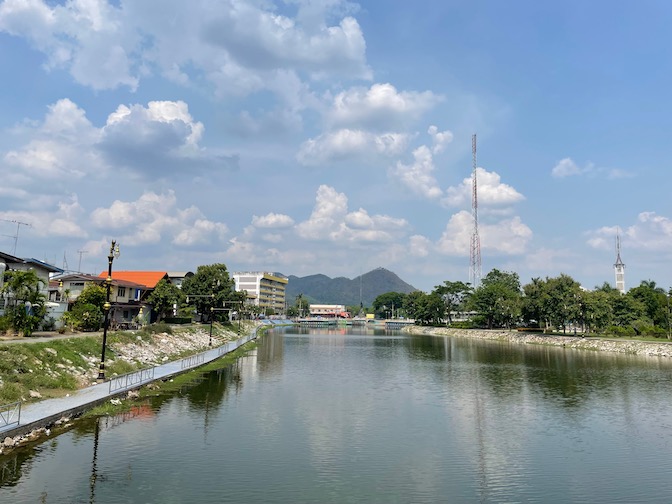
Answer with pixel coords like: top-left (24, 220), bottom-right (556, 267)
top-left (98, 240), bottom-right (120, 382)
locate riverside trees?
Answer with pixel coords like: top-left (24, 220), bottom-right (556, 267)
top-left (374, 270), bottom-right (672, 337)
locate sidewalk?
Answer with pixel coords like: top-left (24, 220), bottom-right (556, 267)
top-left (1, 330), bottom-right (262, 439)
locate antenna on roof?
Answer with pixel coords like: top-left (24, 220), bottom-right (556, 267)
top-left (1, 219), bottom-right (32, 256)
top-left (77, 250), bottom-right (88, 273)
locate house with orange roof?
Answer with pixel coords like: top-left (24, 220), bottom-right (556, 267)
top-left (48, 272), bottom-right (149, 329)
top-left (100, 271), bottom-right (170, 291)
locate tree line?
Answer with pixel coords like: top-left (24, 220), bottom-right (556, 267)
top-left (363, 269), bottom-right (672, 338)
top-left (4, 262), bottom-right (671, 339)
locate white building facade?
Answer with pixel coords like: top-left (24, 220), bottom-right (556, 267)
top-left (233, 271), bottom-right (288, 314)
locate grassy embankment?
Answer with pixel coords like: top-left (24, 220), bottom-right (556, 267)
top-left (0, 323), bottom-right (248, 405)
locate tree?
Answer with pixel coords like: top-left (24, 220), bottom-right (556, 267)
top-left (182, 264), bottom-right (236, 320)
top-left (628, 280), bottom-right (667, 327)
top-left (76, 283), bottom-right (106, 310)
top-left (413, 292), bottom-right (445, 326)
top-left (469, 269), bottom-right (522, 329)
top-left (0, 269), bottom-right (47, 336)
top-left (542, 274), bottom-right (582, 333)
top-left (62, 303), bottom-right (103, 331)
top-left (294, 293), bottom-right (310, 318)
top-left (147, 279), bottom-right (183, 321)
top-left (522, 277), bottom-right (546, 328)
top-left (372, 292), bottom-right (407, 318)
top-left (433, 280), bottom-right (472, 325)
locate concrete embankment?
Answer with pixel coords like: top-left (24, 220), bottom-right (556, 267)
top-left (404, 326), bottom-right (672, 358)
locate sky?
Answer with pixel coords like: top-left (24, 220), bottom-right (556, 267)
top-left (1, 0), bottom-right (671, 293)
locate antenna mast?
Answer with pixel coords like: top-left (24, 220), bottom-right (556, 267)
top-left (469, 134), bottom-right (482, 287)
top-left (77, 250), bottom-right (89, 273)
top-left (1, 219), bottom-right (31, 256)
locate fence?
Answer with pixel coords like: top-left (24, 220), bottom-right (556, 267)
top-left (180, 353), bottom-right (206, 369)
top-left (108, 368), bottom-right (155, 394)
top-left (0, 401), bottom-right (21, 431)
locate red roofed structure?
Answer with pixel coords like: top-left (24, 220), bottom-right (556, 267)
top-left (99, 271), bottom-right (169, 289)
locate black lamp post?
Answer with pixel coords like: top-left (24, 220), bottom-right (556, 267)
top-left (98, 240), bottom-right (120, 381)
top-left (209, 306), bottom-right (214, 346)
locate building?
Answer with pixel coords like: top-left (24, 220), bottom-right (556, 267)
top-left (49, 273), bottom-right (149, 329)
top-left (0, 251), bottom-right (62, 317)
top-left (309, 304), bottom-right (350, 318)
top-left (233, 271), bottom-right (288, 314)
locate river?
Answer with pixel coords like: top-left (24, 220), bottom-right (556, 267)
top-left (2, 326), bottom-right (672, 503)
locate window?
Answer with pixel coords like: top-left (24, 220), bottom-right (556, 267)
top-left (117, 287), bottom-right (126, 297)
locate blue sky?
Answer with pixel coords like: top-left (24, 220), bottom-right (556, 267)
top-left (0, 0), bottom-right (670, 292)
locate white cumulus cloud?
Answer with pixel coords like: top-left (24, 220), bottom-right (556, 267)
top-left (443, 167), bottom-right (524, 207)
top-left (297, 129), bottom-right (409, 165)
top-left (328, 83), bottom-right (442, 130)
top-left (391, 145), bottom-right (443, 200)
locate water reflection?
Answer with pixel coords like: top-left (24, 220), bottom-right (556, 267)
top-left (3, 329), bottom-right (672, 503)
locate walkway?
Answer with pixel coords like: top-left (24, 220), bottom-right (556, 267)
top-left (0, 323), bottom-right (291, 439)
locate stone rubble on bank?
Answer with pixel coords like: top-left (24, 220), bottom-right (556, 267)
top-left (0, 326), bottom-right (245, 455)
top-left (405, 326), bottom-right (672, 358)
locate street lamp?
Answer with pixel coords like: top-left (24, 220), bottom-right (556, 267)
top-left (209, 307), bottom-right (214, 346)
top-left (98, 240), bottom-right (120, 382)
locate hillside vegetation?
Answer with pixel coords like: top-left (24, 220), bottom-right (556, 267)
top-left (286, 267), bottom-right (417, 306)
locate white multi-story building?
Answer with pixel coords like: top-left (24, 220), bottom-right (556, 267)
top-left (233, 271), bottom-right (288, 314)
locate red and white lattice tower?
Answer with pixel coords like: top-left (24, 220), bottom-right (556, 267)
top-left (469, 134), bottom-right (482, 287)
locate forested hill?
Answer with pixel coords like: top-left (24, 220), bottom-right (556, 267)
top-left (285, 268), bottom-right (418, 307)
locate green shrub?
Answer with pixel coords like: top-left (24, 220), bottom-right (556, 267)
top-left (63, 303), bottom-right (103, 331)
top-left (41, 316), bottom-right (56, 331)
top-left (143, 323), bottom-right (173, 335)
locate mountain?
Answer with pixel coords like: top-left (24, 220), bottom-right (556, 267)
top-left (285, 267), bottom-right (418, 307)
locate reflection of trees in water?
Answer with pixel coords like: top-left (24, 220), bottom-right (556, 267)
top-left (403, 334), bottom-right (672, 409)
top-left (0, 432), bottom-right (64, 488)
top-left (0, 444), bottom-right (33, 487)
top-left (180, 361), bottom-right (244, 411)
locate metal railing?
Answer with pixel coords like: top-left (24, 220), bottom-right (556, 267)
top-left (108, 368), bottom-right (155, 394)
top-left (0, 401), bottom-right (21, 430)
top-left (181, 353), bottom-right (206, 369)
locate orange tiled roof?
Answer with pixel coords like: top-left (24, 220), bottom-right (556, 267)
top-left (99, 271), bottom-right (168, 289)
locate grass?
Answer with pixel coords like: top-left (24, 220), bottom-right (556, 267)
top-left (0, 323), bottom-right (256, 406)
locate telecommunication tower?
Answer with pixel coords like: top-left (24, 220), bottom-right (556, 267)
top-left (469, 134), bottom-right (482, 287)
top-left (614, 229), bottom-right (625, 294)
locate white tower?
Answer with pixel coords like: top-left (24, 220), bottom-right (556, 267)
top-left (614, 229), bottom-right (625, 294)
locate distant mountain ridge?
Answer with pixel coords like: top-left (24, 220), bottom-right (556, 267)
top-left (285, 268), bottom-right (418, 307)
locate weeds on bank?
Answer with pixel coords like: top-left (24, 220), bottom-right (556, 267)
top-left (0, 337), bottom-right (101, 404)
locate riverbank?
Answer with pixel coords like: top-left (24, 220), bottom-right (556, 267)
top-left (404, 326), bottom-right (672, 358)
top-left (1, 323), bottom-right (264, 454)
